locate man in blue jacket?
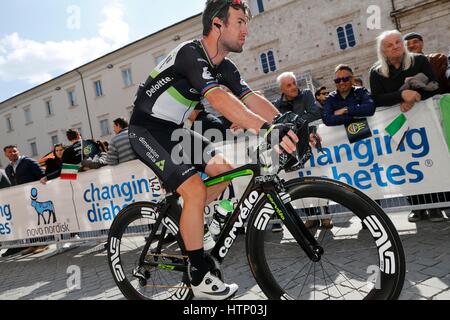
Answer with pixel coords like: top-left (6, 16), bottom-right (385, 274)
top-left (322, 64), bottom-right (375, 127)
top-left (4, 145), bottom-right (44, 186)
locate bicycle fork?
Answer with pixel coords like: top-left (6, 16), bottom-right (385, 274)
top-left (265, 190), bottom-right (324, 262)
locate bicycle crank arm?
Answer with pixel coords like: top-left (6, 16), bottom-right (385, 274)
top-left (266, 191), bottom-right (323, 262)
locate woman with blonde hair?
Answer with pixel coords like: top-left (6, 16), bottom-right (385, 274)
top-left (369, 30), bottom-right (438, 112)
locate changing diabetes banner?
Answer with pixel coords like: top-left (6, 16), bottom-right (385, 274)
top-left (280, 96), bottom-right (450, 200)
top-left (0, 97), bottom-right (449, 242)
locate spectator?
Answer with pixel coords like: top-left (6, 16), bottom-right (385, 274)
top-left (82, 118), bottom-right (136, 169)
top-left (370, 30), bottom-right (442, 223)
top-left (314, 86), bottom-right (329, 107)
top-left (0, 169), bottom-right (11, 189)
top-left (402, 33), bottom-right (449, 222)
top-left (4, 145), bottom-right (44, 186)
top-left (62, 129), bottom-right (102, 167)
top-left (40, 144), bottom-right (65, 184)
top-left (352, 77), bottom-right (364, 87)
top-left (369, 30), bottom-right (439, 112)
top-left (273, 72), bottom-right (322, 123)
top-left (3, 145), bottom-right (47, 256)
top-left (322, 64), bottom-right (375, 127)
top-left (273, 72), bottom-right (323, 230)
top-left (404, 32), bottom-right (450, 94)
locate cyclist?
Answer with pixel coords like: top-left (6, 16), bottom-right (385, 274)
top-left (129, 0), bottom-right (310, 300)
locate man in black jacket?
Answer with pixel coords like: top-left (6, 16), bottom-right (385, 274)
top-left (62, 129), bottom-right (101, 166)
top-left (2, 145), bottom-right (47, 257)
top-left (273, 72), bottom-right (322, 123)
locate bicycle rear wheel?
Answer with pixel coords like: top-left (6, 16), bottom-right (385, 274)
top-left (107, 202), bottom-right (193, 300)
top-left (246, 178), bottom-right (405, 300)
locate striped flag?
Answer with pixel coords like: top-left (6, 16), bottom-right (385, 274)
top-left (385, 113), bottom-right (409, 150)
top-left (60, 163), bottom-right (81, 180)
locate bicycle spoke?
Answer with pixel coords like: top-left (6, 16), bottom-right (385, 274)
top-left (296, 260), bottom-right (315, 299)
top-left (322, 256), bottom-right (366, 299)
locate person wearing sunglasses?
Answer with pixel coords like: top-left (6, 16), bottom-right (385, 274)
top-left (322, 64), bottom-right (375, 127)
top-left (128, 0), bottom-right (321, 300)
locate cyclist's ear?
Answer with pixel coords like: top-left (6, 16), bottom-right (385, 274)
top-left (212, 17), bottom-right (223, 30)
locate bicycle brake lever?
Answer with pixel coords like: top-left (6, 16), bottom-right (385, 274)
top-left (314, 134), bottom-right (324, 154)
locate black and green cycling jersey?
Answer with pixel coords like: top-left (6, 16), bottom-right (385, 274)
top-left (130, 39), bottom-right (254, 126)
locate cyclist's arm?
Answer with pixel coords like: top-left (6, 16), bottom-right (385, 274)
top-left (242, 92), bottom-right (280, 123)
top-left (205, 88), bottom-right (267, 132)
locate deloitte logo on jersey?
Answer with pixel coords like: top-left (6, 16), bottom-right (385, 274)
top-left (146, 77), bottom-right (173, 98)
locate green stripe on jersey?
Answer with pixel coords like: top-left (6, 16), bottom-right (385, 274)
top-left (167, 87), bottom-right (199, 108)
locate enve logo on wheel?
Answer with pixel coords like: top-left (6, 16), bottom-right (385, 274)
top-left (363, 215), bottom-right (396, 274)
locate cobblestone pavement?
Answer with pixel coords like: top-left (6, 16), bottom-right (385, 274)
top-left (0, 211), bottom-right (448, 300)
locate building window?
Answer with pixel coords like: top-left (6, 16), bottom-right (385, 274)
top-left (94, 80), bottom-right (104, 97)
top-left (51, 135), bottom-right (59, 146)
top-left (30, 142), bottom-right (38, 157)
top-left (100, 119), bottom-right (111, 137)
top-left (45, 100), bottom-right (54, 116)
top-left (337, 23), bottom-right (357, 50)
top-left (68, 90), bottom-right (77, 107)
top-left (256, 0), bottom-right (265, 13)
top-left (250, 0), bottom-right (265, 15)
top-left (260, 50), bottom-right (277, 74)
top-left (24, 107), bottom-right (33, 124)
top-left (122, 68), bottom-right (133, 87)
top-left (6, 116), bottom-right (13, 132)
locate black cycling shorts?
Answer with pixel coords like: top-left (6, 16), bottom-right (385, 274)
top-left (129, 120), bottom-right (218, 192)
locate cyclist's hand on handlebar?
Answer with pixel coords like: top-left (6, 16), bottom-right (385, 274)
top-left (262, 123), bottom-right (299, 154)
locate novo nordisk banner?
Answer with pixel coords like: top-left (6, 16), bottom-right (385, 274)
top-left (0, 162), bottom-right (163, 242)
top-left (0, 97), bottom-right (449, 242)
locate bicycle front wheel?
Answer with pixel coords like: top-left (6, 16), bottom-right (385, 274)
top-left (246, 178), bottom-right (405, 300)
top-left (107, 202), bottom-right (193, 300)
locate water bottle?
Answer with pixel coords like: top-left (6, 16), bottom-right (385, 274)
top-left (209, 199), bottom-right (234, 236)
top-left (203, 224), bottom-right (216, 251)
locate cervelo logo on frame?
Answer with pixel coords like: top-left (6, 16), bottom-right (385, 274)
top-left (219, 191), bottom-right (260, 258)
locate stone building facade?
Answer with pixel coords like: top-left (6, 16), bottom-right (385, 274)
top-left (0, 0), bottom-right (449, 166)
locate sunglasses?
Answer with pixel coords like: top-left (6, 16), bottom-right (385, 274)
top-left (334, 76), bottom-right (351, 84)
top-left (210, 0), bottom-right (243, 22)
top-left (320, 92), bottom-right (329, 96)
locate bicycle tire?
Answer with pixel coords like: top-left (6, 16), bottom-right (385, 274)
top-left (107, 202), bottom-right (194, 300)
top-left (246, 177), bottom-right (405, 300)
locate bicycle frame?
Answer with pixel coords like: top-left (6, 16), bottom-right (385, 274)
top-left (203, 163), bottom-right (323, 264)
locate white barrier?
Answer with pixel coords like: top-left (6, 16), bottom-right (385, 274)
top-left (0, 97), bottom-right (449, 244)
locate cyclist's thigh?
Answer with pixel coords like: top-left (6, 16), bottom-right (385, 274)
top-left (180, 128), bottom-right (220, 174)
top-left (128, 125), bottom-right (198, 192)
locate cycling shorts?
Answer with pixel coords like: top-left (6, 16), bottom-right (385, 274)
top-left (129, 119), bottom-right (218, 192)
